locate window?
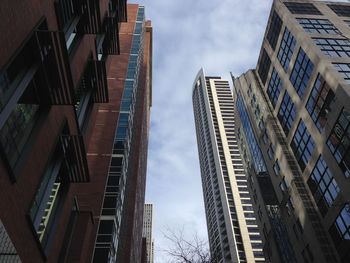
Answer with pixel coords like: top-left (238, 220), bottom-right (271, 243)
top-left (279, 177), bottom-right (288, 192)
top-left (334, 204), bottom-right (350, 240)
top-left (297, 18), bottom-right (340, 34)
top-left (267, 143), bottom-right (275, 160)
top-left (291, 120), bottom-right (315, 171)
top-left (327, 109), bottom-right (350, 177)
top-left (307, 155), bottom-right (340, 216)
top-left (333, 63), bottom-right (350, 84)
top-left (257, 49), bottom-right (271, 85)
top-left (28, 129), bottom-right (70, 250)
top-left (266, 11), bottom-right (283, 50)
top-left (284, 2), bottom-right (322, 15)
top-left (0, 104), bottom-right (40, 168)
top-left (273, 159), bottom-right (281, 176)
top-left (267, 68), bottom-right (283, 108)
top-left (290, 48), bottom-right (314, 98)
top-left (278, 91), bottom-right (296, 136)
top-left (328, 4), bottom-right (350, 17)
top-left (277, 28), bottom-right (296, 71)
top-left (306, 74), bottom-right (335, 132)
top-left (314, 38), bottom-right (350, 58)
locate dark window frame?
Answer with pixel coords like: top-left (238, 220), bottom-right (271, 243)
top-left (290, 48), bottom-right (314, 98)
top-left (306, 74), bottom-right (335, 132)
top-left (277, 27), bottom-right (297, 71)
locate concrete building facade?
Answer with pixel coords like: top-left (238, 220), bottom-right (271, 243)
top-left (192, 69), bottom-right (265, 263)
top-left (232, 1), bottom-right (350, 262)
top-left (0, 1), bottom-right (152, 263)
top-left (142, 203), bottom-right (154, 263)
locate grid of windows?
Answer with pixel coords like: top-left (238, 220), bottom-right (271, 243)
top-left (278, 91), bottom-right (296, 136)
top-left (277, 28), bottom-right (296, 71)
top-left (297, 18), bottom-right (340, 34)
top-left (327, 109), bottom-right (350, 177)
top-left (306, 74), bottom-right (335, 132)
top-left (335, 204), bottom-right (350, 240)
top-left (328, 4), bottom-right (350, 17)
top-left (290, 48), bottom-right (314, 98)
top-left (291, 120), bottom-right (315, 171)
top-left (284, 2), bottom-right (322, 15)
top-left (333, 63), bottom-right (350, 84)
top-left (314, 38), bottom-right (350, 58)
top-left (267, 68), bottom-right (283, 108)
top-left (266, 11), bottom-right (283, 51)
top-left (307, 155), bottom-right (340, 216)
top-left (257, 49), bottom-right (271, 85)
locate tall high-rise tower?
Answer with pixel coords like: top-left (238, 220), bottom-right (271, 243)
top-left (192, 69), bottom-right (265, 263)
top-left (142, 203), bottom-right (154, 263)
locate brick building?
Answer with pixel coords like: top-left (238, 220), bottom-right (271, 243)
top-left (0, 1), bottom-right (152, 262)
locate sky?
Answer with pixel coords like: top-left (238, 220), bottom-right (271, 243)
top-left (128, 0), bottom-right (346, 262)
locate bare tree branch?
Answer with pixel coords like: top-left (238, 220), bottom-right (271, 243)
top-left (162, 227), bottom-right (211, 263)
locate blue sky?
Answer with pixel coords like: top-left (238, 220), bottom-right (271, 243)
top-left (129, 0), bottom-right (347, 262)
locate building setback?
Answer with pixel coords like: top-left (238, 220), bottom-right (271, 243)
top-left (0, 1), bottom-right (152, 263)
top-left (232, 0), bottom-right (350, 262)
top-left (142, 203), bottom-right (154, 263)
top-left (192, 69), bottom-right (265, 263)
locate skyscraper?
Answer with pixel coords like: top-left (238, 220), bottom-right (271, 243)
top-left (142, 203), bottom-right (154, 263)
top-left (232, 0), bottom-right (350, 262)
top-left (0, 1), bottom-right (151, 263)
top-left (192, 69), bottom-right (265, 263)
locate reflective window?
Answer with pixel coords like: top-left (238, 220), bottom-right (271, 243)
top-left (328, 4), bottom-right (350, 17)
top-left (0, 104), bottom-right (39, 168)
top-left (273, 159), bottom-right (281, 176)
top-left (267, 69), bottom-right (283, 107)
top-left (307, 155), bottom-right (340, 216)
top-left (306, 74), bottom-right (335, 132)
top-left (237, 93), bottom-right (267, 173)
top-left (278, 91), bottom-right (296, 136)
top-left (267, 143), bottom-right (275, 160)
top-left (291, 120), bottom-right (315, 171)
top-left (314, 38), bottom-right (350, 58)
top-left (277, 28), bottom-right (296, 71)
top-left (284, 2), bottom-right (322, 15)
top-left (290, 48), bottom-right (314, 98)
top-left (266, 11), bottom-right (283, 50)
top-left (327, 109), bottom-right (350, 177)
top-left (258, 49), bottom-right (271, 85)
top-left (333, 63), bottom-right (350, 84)
top-left (297, 18), bottom-right (340, 34)
top-left (335, 204), bottom-right (350, 240)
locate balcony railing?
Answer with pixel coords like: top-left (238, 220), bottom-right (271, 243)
top-left (60, 134), bottom-right (90, 182)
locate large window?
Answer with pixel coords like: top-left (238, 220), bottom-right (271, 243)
top-left (314, 38), bottom-right (350, 58)
top-left (291, 120), bottom-right (315, 171)
top-left (236, 93), bottom-right (267, 173)
top-left (307, 155), bottom-right (340, 216)
top-left (266, 11), bottom-right (283, 51)
top-left (334, 204), bottom-right (350, 240)
top-left (290, 48), bottom-right (314, 98)
top-left (328, 4), bottom-right (350, 17)
top-left (306, 74), bottom-right (335, 132)
top-left (277, 28), bottom-right (296, 71)
top-left (333, 63), bottom-right (350, 84)
top-left (257, 49), bottom-right (271, 85)
top-left (0, 104), bottom-right (40, 168)
top-left (278, 91), bottom-right (296, 136)
top-left (297, 18), bottom-right (340, 34)
top-left (327, 109), bottom-right (350, 177)
top-left (29, 128), bottom-right (70, 250)
top-left (267, 68), bottom-right (283, 108)
top-left (284, 2), bottom-right (322, 15)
